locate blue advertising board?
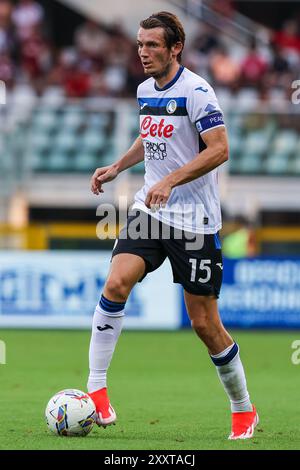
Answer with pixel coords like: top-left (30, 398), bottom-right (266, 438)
top-left (181, 258), bottom-right (300, 328)
top-left (0, 251), bottom-right (180, 329)
top-left (1, 252), bottom-right (300, 329)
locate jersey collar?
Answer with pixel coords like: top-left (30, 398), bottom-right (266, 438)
top-left (154, 65), bottom-right (184, 92)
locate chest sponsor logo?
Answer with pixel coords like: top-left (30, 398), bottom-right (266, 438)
top-left (145, 141), bottom-right (167, 160)
top-left (140, 116), bottom-right (174, 139)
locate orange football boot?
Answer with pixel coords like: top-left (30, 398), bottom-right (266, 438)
top-left (228, 405), bottom-right (259, 440)
top-left (88, 388), bottom-right (117, 427)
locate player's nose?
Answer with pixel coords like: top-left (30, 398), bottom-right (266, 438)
top-left (139, 45), bottom-right (149, 57)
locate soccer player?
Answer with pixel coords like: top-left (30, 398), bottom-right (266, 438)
top-left (88, 11), bottom-right (259, 440)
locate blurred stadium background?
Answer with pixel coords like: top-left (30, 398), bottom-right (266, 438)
top-left (0, 0), bottom-right (299, 330)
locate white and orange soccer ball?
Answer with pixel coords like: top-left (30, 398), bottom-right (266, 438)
top-left (45, 389), bottom-right (96, 436)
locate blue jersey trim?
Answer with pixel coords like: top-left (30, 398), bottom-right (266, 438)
top-left (154, 65), bottom-right (184, 91)
top-left (138, 97), bottom-right (187, 108)
top-left (210, 343), bottom-right (239, 366)
top-left (214, 233), bottom-right (222, 249)
top-left (99, 294), bottom-right (126, 313)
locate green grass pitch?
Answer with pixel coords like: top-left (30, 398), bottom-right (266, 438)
top-left (0, 329), bottom-right (300, 450)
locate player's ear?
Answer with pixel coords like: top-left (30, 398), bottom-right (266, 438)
top-left (171, 41), bottom-right (183, 59)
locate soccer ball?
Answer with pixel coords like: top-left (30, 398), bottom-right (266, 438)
top-left (45, 389), bottom-right (96, 437)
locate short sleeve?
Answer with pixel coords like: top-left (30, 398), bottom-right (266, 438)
top-left (187, 81), bottom-right (225, 135)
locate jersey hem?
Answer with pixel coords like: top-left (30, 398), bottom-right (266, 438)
top-left (131, 202), bottom-right (222, 235)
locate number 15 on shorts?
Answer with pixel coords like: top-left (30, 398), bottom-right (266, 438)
top-left (189, 258), bottom-right (211, 283)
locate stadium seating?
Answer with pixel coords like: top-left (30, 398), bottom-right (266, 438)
top-left (0, 99), bottom-right (299, 177)
top-left (32, 110), bottom-right (58, 133)
top-left (46, 151), bottom-right (72, 172)
top-left (263, 130), bottom-right (298, 175)
top-left (73, 153), bottom-right (97, 172)
top-left (286, 137), bottom-right (300, 175)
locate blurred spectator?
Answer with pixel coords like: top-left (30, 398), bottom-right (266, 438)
top-left (106, 20), bottom-right (133, 67)
top-left (183, 46), bottom-right (210, 78)
top-left (273, 19), bottom-right (300, 72)
top-left (240, 39), bottom-right (268, 87)
top-left (0, 0), bottom-right (12, 21)
top-left (0, 51), bottom-right (14, 87)
top-left (75, 19), bottom-right (108, 65)
top-left (210, 0), bottom-right (235, 19)
top-left (20, 26), bottom-right (52, 82)
top-left (184, 23), bottom-right (219, 78)
top-left (125, 43), bottom-right (146, 96)
top-left (64, 68), bottom-right (91, 98)
top-left (191, 23), bottom-right (221, 55)
top-left (0, 0), bottom-right (296, 100)
top-left (273, 19), bottom-right (300, 54)
top-left (270, 43), bottom-right (291, 74)
top-left (209, 45), bottom-right (240, 88)
top-left (103, 21), bottom-right (133, 96)
top-left (48, 48), bottom-right (92, 98)
top-left (222, 215), bottom-right (257, 258)
top-left (266, 42), bottom-right (293, 90)
top-left (12, 0), bottom-right (44, 41)
top-left (256, 79), bottom-right (271, 103)
top-left (0, 0), bottom-right (15, 54)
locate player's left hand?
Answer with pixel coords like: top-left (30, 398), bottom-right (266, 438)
top-left (145, 179), bottom-right (172, 211)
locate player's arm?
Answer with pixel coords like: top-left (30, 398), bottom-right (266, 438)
top-left (145, 126), bottom-right (228, 209)
top-left (91, 136), bottom-right (144, 195)
top-left (166, 126), bottom-right (228, 186)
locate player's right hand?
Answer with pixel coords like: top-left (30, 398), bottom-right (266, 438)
top-left (91, 165), bottom-right (119, 195)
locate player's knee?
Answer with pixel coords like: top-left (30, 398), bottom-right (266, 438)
top-left (104, 276), bottom-right (130, 302)
top-left (191, 314), bottom-right (210, 336)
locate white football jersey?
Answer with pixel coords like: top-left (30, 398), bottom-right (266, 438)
top-left (132, 66), bottom-right (225, 234)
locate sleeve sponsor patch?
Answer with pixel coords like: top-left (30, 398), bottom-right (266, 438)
top-left (195, 112), bottom-right (224, 133)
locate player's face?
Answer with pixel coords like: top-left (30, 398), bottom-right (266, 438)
top-left (137, 27), bottom-right (174, 80)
